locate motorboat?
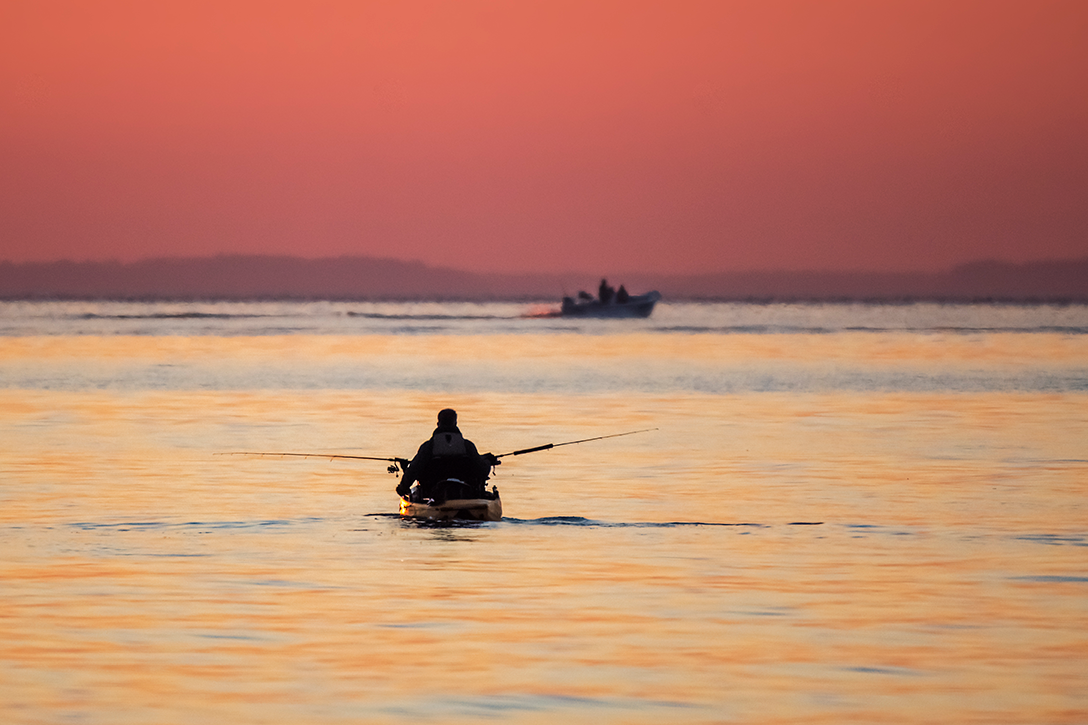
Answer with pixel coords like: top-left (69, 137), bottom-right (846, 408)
top-left (560, 290), bottom-right (661, 318)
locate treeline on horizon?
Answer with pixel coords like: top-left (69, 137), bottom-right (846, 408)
top-left (1, 255), bottom-right (1087, 302)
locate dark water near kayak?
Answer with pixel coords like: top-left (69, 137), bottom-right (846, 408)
top-left (2, 301), bottom-right (1087, 723)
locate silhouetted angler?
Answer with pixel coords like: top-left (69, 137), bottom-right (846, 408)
top-left (397, 409), bottom-right (497, 501)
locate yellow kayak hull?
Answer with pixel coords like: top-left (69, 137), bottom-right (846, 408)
top-left (399, 494), bottom-right (502, 522)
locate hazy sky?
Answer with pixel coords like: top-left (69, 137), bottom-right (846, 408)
top-left (2, 0), bottom-right (1086, 274)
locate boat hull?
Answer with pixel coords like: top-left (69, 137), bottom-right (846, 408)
top-left (399, 494), bottom-right (502, 522)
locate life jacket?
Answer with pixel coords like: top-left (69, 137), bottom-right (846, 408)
top-left (430, 430), bottom-right (468, 458)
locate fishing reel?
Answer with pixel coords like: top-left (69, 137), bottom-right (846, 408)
top-left (387, 458), bottom-right (409, 475)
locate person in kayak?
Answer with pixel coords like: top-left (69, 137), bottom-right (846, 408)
top-left (396, 408), bottom-right (498, 500)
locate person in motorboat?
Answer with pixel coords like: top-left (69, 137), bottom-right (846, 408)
top-left (396, 408), bottom-right (498, 503)
top-left (598, 278), bottom-right (615, 304)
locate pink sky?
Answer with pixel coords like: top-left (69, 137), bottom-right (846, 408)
top-left (2, 0), bottom-right (1086, 274)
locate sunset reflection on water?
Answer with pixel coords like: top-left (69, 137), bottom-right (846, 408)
top-left (2, 305), bottom-right (1087, 723)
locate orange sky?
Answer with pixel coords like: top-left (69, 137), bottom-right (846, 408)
top-left (2, 0), bottom-right (1086, 274)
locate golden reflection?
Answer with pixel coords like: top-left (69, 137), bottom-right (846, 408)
top-left (1, 331), bottom-right (1087, 723)
top-left (3, 330), bottom-right (1087, 366)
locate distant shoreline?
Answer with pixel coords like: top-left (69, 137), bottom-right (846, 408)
top-left (3, 295), bottom-right (1087, 306)
top-left (2, 256), bottom-right (1087, 303)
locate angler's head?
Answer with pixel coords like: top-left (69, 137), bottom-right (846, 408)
top-left (437, 408), bottom-right (458, 426)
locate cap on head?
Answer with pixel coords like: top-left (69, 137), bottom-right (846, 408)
top-left (437, 408), bottom-right (458, 426)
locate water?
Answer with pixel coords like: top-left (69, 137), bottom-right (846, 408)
top-left (1, 300), bottom-right (1086, 723)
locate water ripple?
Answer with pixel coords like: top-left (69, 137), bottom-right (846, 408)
top-left (70, 518), bottom-right (325, 531)
top-left (1011, 575), bottom-right (1088, 583)
top-left (1014, 534), bottom-right (1088, 547)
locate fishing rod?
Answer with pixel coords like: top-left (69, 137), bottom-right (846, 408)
top-left (220, 428), bottom-right (657, 474)
top-left (494, 428), bottom-right (658, 459)
top-left (218, 452), bottom-right (410, 474)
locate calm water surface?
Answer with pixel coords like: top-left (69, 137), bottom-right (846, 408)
top-left (1, 301), bottom-right (1086, 723)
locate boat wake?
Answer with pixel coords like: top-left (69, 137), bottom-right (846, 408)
top-left (361, 514), bottom-right (823, 528)
top-left (505, 516), bottom-right (823, 528)
top-left (346, 311), bottom-right (516, 321)
top-left (76, 312), bottom-right (272, 320)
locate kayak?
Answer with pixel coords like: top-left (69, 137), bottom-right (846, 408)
top-left (399, 481), bottom-right (502, 522)
top-left (399, 494), bottom-right (502, 522)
